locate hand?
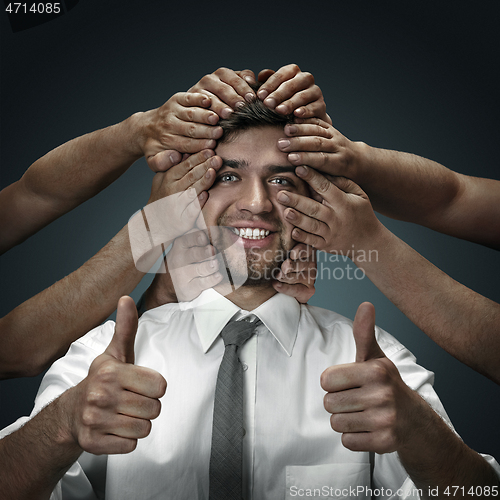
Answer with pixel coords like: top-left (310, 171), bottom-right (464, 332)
top-left (276, 166), bottom-right (382, 256)
top-left (129, 151), bottom-right (222, 272)
top-left (166, 230), bottom-right (223, 301)
top-left (277, 118), bottom-right (358, 177)
top-left (189, 68), bottom-right (258, 119)
top-left (272, 243), bottom-right (316, 303)
top-left (321, 302), bottom-right (417, 454)
top-left (255, 64), bottom-right (330, 123)
top-left (69, 297), bottom-right (167, 455)
top-left (140, 92), bottom-right (223, 171)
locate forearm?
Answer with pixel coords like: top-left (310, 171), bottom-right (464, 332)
top-left (352, 144), bottom-right (459, 225)
top-left (0, 389), bottom-right (82, 500)
top-left (349, 144), bottom-right (500, 249)
top-left (0, 112), bottom-right (148, 252)
top-left (0, 225), bottom-right (144, 379)
top-left (353, 225), bottom-right (500, 383)
top-left (398, 391), bottom-right (499, 498)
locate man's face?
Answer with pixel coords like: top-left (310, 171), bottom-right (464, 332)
top-left (202, 126), bottom-right (310, 285)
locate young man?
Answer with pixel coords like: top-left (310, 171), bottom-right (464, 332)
top-left (1, 99), bottom-right (498, 499)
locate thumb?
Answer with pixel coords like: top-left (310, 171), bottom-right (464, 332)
top-left (105, 296), bottom-right (138, 364)
top-left (353, 302), bottom-right (385, 362)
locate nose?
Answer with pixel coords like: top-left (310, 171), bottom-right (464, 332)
top-left (236, 178), bottom-right (273, 215)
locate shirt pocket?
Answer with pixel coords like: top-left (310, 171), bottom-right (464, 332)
top-left (285, 463), bottom-right (371, 499)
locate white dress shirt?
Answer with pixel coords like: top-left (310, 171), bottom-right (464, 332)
top-left (2, 289), bottom-right (499, 499)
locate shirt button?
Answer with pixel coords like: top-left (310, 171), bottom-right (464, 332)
top-left (242, 363), bottom-right (248, 371)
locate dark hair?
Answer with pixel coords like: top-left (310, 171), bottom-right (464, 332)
top-left (218, 83), bottom-right (294, 144)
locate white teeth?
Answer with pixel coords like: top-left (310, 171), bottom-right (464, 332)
top-left (231, 228), bottom-right (271, 239)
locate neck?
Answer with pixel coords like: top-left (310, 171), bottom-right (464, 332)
top-left (215, 282), bottom-right (277, 310)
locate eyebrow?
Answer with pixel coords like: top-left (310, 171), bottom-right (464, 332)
top-left (220, 158), bottom-right (297, 175)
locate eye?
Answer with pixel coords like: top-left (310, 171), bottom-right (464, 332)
top-left (270, 177), bottom-right (294, 187)
top-left (216, 172), bottom-right (240, 184)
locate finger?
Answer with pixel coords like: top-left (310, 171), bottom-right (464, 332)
top-left (168, 150), bottom-right (217, 183)
top-left (183, 163), bottom-right (221, 195)
top-left (170, 115), bottom-right (223, 141)
top-left (323, 387), bottom-right (366, 414)
top-left (257, 63), bottom-right (301, 102)
top-left (273, 281), bottom-right (315, 304)
top-left (147, 150), bottom-right (182, 173)
top-left (119, 363), bottom-right (167, 399)
top-left (183, 272), bottom-right (223, 300)
top-left (283, 121), bottom-right (331, 139)
top-left (105, 413), bottom-right (153, 440)
top-left (277, 190), bottom-right (330, 222)
top-left (353, 302), bottom-right (385, 362)
top-left (175, 105), bottom-right (221, 127)
top-left (284, 207), bottom-right (329, 242)
top-left (320, 362), bottom-right (371, 393)
top-left (214, 67), bottom-right (256, 104)
top-left (268, 75), bottom-right (318, 115)
top-left (290, 227), bottom-right (326, 250)
top-left (105, 297), bottom-right (138, 364)
top-left (115, 391), bottom-right (162, 420)
top-left (81, 434), bottom-right (138, 455)
top-left (235, 69), bottom-right (257, 85)
top-left (257, 68), bottom-right (276, 83)
top-left (294, 99), bottom-right (329, 123)
top-left (289, 243), bottom-right (315, 262)
top-left (295, 166), bottom-right (344, 203)
top-left (175, 91), bottom-right (212, 110)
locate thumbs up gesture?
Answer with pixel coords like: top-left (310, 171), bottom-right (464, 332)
top-left (321, 302), bottom-right (416, 454)
top-left (69, 296), bottom-right (167, 455)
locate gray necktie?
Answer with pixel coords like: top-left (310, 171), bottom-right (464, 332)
top-left (209, 316), bottom-right (262, 500)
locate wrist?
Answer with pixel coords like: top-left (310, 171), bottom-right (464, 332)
top-left (123, 110), bottom-right (153, 159)
top-left (349, 140), bottom-right (371, 182)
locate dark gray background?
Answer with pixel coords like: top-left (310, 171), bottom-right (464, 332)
top-left (1, 0), bottom-right (499, 465)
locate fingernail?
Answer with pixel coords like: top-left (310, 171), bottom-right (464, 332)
top-left (170, 153), bottom-right (178, 164)
top-left (277, 191), bottom-right (290, 203)
top-left (244, 76), bottom-right (254, 83)
top-left (278, 139), bottom-right (290, 149)
top-left (221, 108), bottom-right (233, 119)
top-left (296, 165), bottom-right (307, 176)
top-left (210, 156), bottom-right (219, 167)
top-left (289, 153), bottom-right (300, 163)
top-left (206, 168), bottom-right (215, 179)
top-left (295, 107), bottom-right (305, 116)
top-left (204, 149), bottom-right (214, 159)
top-left (245, 92), bottom-right (255, 103)
top-left (235, 101), bottom-right (245, 109)
top-left (285, 209), bottom-right (296, 220)
top-left (264, 97), bottom-right (277, 109)
top-left (258, 89), bottom-right (268, 100)
top-left (286, 125), bottom-right (297, 135)
top-left (276, 104), bottom-right (287, 114)
top-left (274, 281), bottom-right (283, 288)
top-left (208, 114), bottom-right (218, 125)
top-left (209, 259), bottom-right (218, 269)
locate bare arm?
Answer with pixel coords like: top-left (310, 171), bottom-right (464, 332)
top-left (277, 166), bottom-right (500, 384)
top-left (279, 118), bottom-right (500, 249)
top-left (0, 93), bottom-right (221, 255)
top-left (0, 151), bottom-right (219, 379)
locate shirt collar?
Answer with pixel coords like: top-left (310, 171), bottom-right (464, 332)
top-left (185, 289), bottom-right (300, 357)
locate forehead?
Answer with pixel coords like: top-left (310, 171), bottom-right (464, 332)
top-left (215, 126), bottom-right (289, 170)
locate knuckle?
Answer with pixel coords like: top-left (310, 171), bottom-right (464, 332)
top-left (289, 63), bottom-right (300, 74)
top-left (303, 71), bottom-right (315, 84)
top-left (81, 407), bottom-right (99, 427)
top-left (86, 389), bottom-right (108, 408)
top-left (95, 360), bottom-right (119, 384)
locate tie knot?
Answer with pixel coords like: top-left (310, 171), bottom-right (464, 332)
top-left (220, 317), bottom-right (261, 348)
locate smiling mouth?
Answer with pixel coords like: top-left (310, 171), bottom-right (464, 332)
top-left (230, 227), bottom-right (271, 240)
